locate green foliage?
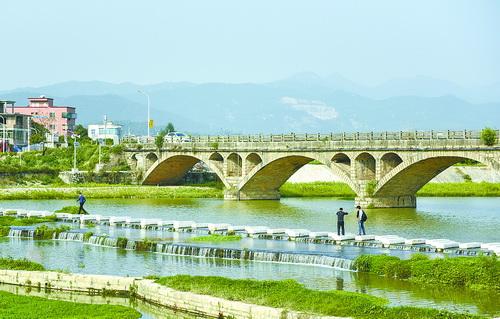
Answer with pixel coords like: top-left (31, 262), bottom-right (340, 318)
top-left (0, 226), bottom-right (10, 237)
top-left (354, 254), bottom-right (500, 291)
top-left (109, 144), bottom-right (124, 155)
top-left (0, 291), bottom-right (141, 319)
top-left (480, 127), bottom-right (497, 146)
top-left (54, 206), bottom-right (80, 214)
top-left (0, 257), bottom-right (45, 271)
top-left (0, 185), bottom-right (223, 200)
top-left (116, 237), bottom-right (128, 248)
top-left (34, 225), bottom-right (71, 240)
top-left (155, 275), bottom-right (481, 319)
top-left (29, 121), bottom-right (49, 144)
top-left (187, 234), bottom-right (242, 243)
top-left (83, 231), bottom-right (94, 241)
top-left (279, 182), bottom-right (356, 198)
top-left (417, 182), bottom-right (500, 197)
top-left (0, 215), bottom-right (57, 227)
top-left (166, 122), bottom-right (175, 133)
top-left (209, 142), bottom-right (219, 150)
top-left (365, 180), bottom-right (377, 196)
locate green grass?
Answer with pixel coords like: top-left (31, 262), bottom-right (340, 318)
top-left (34, 225), bottom-right (71, 240)
top-left (155, 275), bottom-right (481, 319)
top-left (187, 234), bottom-right (242, 243)
top-left (417, 182), bottom-right (500, 197)
top-left (0, 291), bottom-right (141, 319)
top-left (54, 206), bottom-right (81, 214)
top-left (0, 185), bottom-right (223, 200)
top-left (0, 215), bottom-right (57, 227)
top-left (0, 257), bottom-right (45, 271)
top-left (280, 182), bottom-right (356, 198)
top-left (354, 254), bottom-right (500, 291)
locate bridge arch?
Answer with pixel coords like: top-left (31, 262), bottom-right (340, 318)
top-left (142, 154), bottom-right (229, 187)
top-left (375, 153), bottom-right (487, 198)
top-left (331, 153), bottom-right (351, 175)
top-left (355, 152), bottom-right (376, 180)
top-left (379, 152), bottom-right (403, 178)
top-left (145, 153), bottom-right (159, 171)
top-left (245, 153), bottom-right (262, 174)
top-left (209, 152), bottom-right (224, 171)
top-left (227, 153), bottom-right (243, 177)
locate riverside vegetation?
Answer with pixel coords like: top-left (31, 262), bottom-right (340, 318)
top-left (354, 254), bottom-right (500, 291)
top-left (1, 181), bottom-right (499, 200)
top-left (154, 275), bottom-right (482, 319)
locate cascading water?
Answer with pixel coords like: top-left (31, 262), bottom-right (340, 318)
top-left (54, 232), bottom-right (84, 241)
top-left (7, 227), bottom-right (35, 238)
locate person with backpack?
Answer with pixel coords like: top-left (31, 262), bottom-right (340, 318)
top-left (77, 192), bottom-right (88, 215)
top-left (336, 207), bottom-right (349, 235)
top-left (356, 205), bottom-right (367, 235)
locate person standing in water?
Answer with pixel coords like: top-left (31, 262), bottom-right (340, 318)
top-left (336, 207), bottom-right (349, 235)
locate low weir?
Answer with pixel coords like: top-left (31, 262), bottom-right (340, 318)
top-left (51, 232), bottom-right (355, 270)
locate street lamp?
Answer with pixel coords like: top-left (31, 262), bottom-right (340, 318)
top-left (0, 115), bottom-right (6, 153)
top-left (137, 90), bottom-right (151, 138)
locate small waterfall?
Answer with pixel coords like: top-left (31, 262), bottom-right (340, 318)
top-left (54, 232), bottom-right (84, 241)
top-left (154, 243), bottom-right (354, 270)
top-left (7, 228), bottom-right (35, 238)
top-left (125, 240), bottom-right (136, 250)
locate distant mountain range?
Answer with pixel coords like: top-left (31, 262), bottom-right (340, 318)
top-left (1, 74), bottom-right (498, 135)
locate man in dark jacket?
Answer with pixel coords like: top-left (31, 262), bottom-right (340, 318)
top-left (77, 192), bottom-right (88, 215)
top-left (336, 208), bottom-right (348, 235)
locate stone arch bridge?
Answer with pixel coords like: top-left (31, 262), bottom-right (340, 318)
top-left (124, 130), bottom-right (499, 208)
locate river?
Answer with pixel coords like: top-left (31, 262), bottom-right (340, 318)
top-left (0, 197), bottom-right (499, 316)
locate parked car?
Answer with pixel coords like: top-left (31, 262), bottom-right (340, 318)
top-left (163, 132), bottom-right (192, 143)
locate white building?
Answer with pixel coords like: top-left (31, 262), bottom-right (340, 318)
top-left (88, 120), bottom-right (122, 145)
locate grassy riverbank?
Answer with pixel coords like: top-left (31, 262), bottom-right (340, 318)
top-left (0, 182), bottom-right (498, 201)
top-left (354, 254), bottom-right (500, 291)
top-left (154, 275), bottom-right (481, 318)
top-left (187, 234), bottom-right (242, 243)
top-left (0, 258), bottom-right (45, 271)
top-left (0, 185), bottom-right (223, 200)
top-left (0, 291), bottom-right (141, 319)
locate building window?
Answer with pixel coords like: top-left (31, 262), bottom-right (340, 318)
top-left (50, 112), bottom-right (56, 118)
top-left (50, 124), bottom-right (56, 130)
top-left (16, 116), bottom-right (23, 126)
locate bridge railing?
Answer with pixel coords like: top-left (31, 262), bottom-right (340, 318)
top-left (121, 130), bottom-right (495, 145)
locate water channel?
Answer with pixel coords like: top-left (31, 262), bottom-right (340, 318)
top-left (1, 197), bottom-right (499, 317)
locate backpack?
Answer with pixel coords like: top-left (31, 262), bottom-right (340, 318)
top-left (361, 210), bottom-right (368, 222)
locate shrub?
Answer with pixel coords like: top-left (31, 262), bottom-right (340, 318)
top-left (55, 206), bottom-right (80, 214)
top-left (0, 257), bottom-right (45, 271)
top-left (480, 127), bottom-right (497, 146)
top-left (365, 180), bottom-right (377, 197)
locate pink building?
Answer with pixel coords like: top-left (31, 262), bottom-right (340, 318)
top-left (14, 96), bottom-right (77, 136)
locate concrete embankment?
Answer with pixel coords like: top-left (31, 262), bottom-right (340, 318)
top-left (0, 270), bottom-right (345, 319)
top-left (287, 164), bottom-right (500, 183)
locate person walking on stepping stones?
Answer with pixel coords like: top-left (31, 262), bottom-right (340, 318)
top-left (336, 208), bottom-right (348, 235)
top-left (77, 192), bottom-right (88, 215)
top-left (356, 205), bottom-right (367, 235)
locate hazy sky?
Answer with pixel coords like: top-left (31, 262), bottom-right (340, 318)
top-left (1, 0), bottom-right (499, 89)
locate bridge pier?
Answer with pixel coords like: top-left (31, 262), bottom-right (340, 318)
top-left (356, 195), bottom-right (416, 208)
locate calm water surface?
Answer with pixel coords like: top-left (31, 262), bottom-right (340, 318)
top-left (0, 197), bottom-right (499, 316)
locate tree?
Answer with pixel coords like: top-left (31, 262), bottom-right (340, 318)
top-left (154, 123), bottom-right (176, 149)
top-left (30, 121), bottom-right (49, 144)
top-left (480, 127), bottom-right (497, 146)
top-left (166, 122), bottom-right (175, 133)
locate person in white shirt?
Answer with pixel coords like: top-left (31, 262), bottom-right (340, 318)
top-left (356, 205), bottom-right (367, 235)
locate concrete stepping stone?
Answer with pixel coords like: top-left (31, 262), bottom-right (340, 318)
top-left (426, 239), bottom-right (459, 249)
top-left (481, 243), bottom-right (500, 250)
top-left (208, 223), bottom-right (230, 232)
top-left (375, 235), bottom-right (406, 245)
top-left (328, 233), bottom-right (355, 241)
top-left (227, 225), bottom-right (246, 232)
top-left (191, 222), bottom-right (209, 230)
top-left (27, 210), bottom-right (52, 218)
top-left (355, 235), bottom-right (375, 241)
top-left (458, 242), bottom-right (482, 249)
top-left (109, 216), bottom-right (127, 225)
top-left (173, 221), bottom-right (195, 230)
top-left (95, 215), bottom-right (110, 223)
top-left (405, 238), bottom-right (426, 245)
top-left (140, 219), bottom-right (162, 228)
top-left (308, 232), bottom-right (329, 239)
top-left (245, 226), bottom-right (269, 235)
top-left (285, 229), bottom-right (310, 238)
top-left (266, 228), bottom-right (287, 235)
